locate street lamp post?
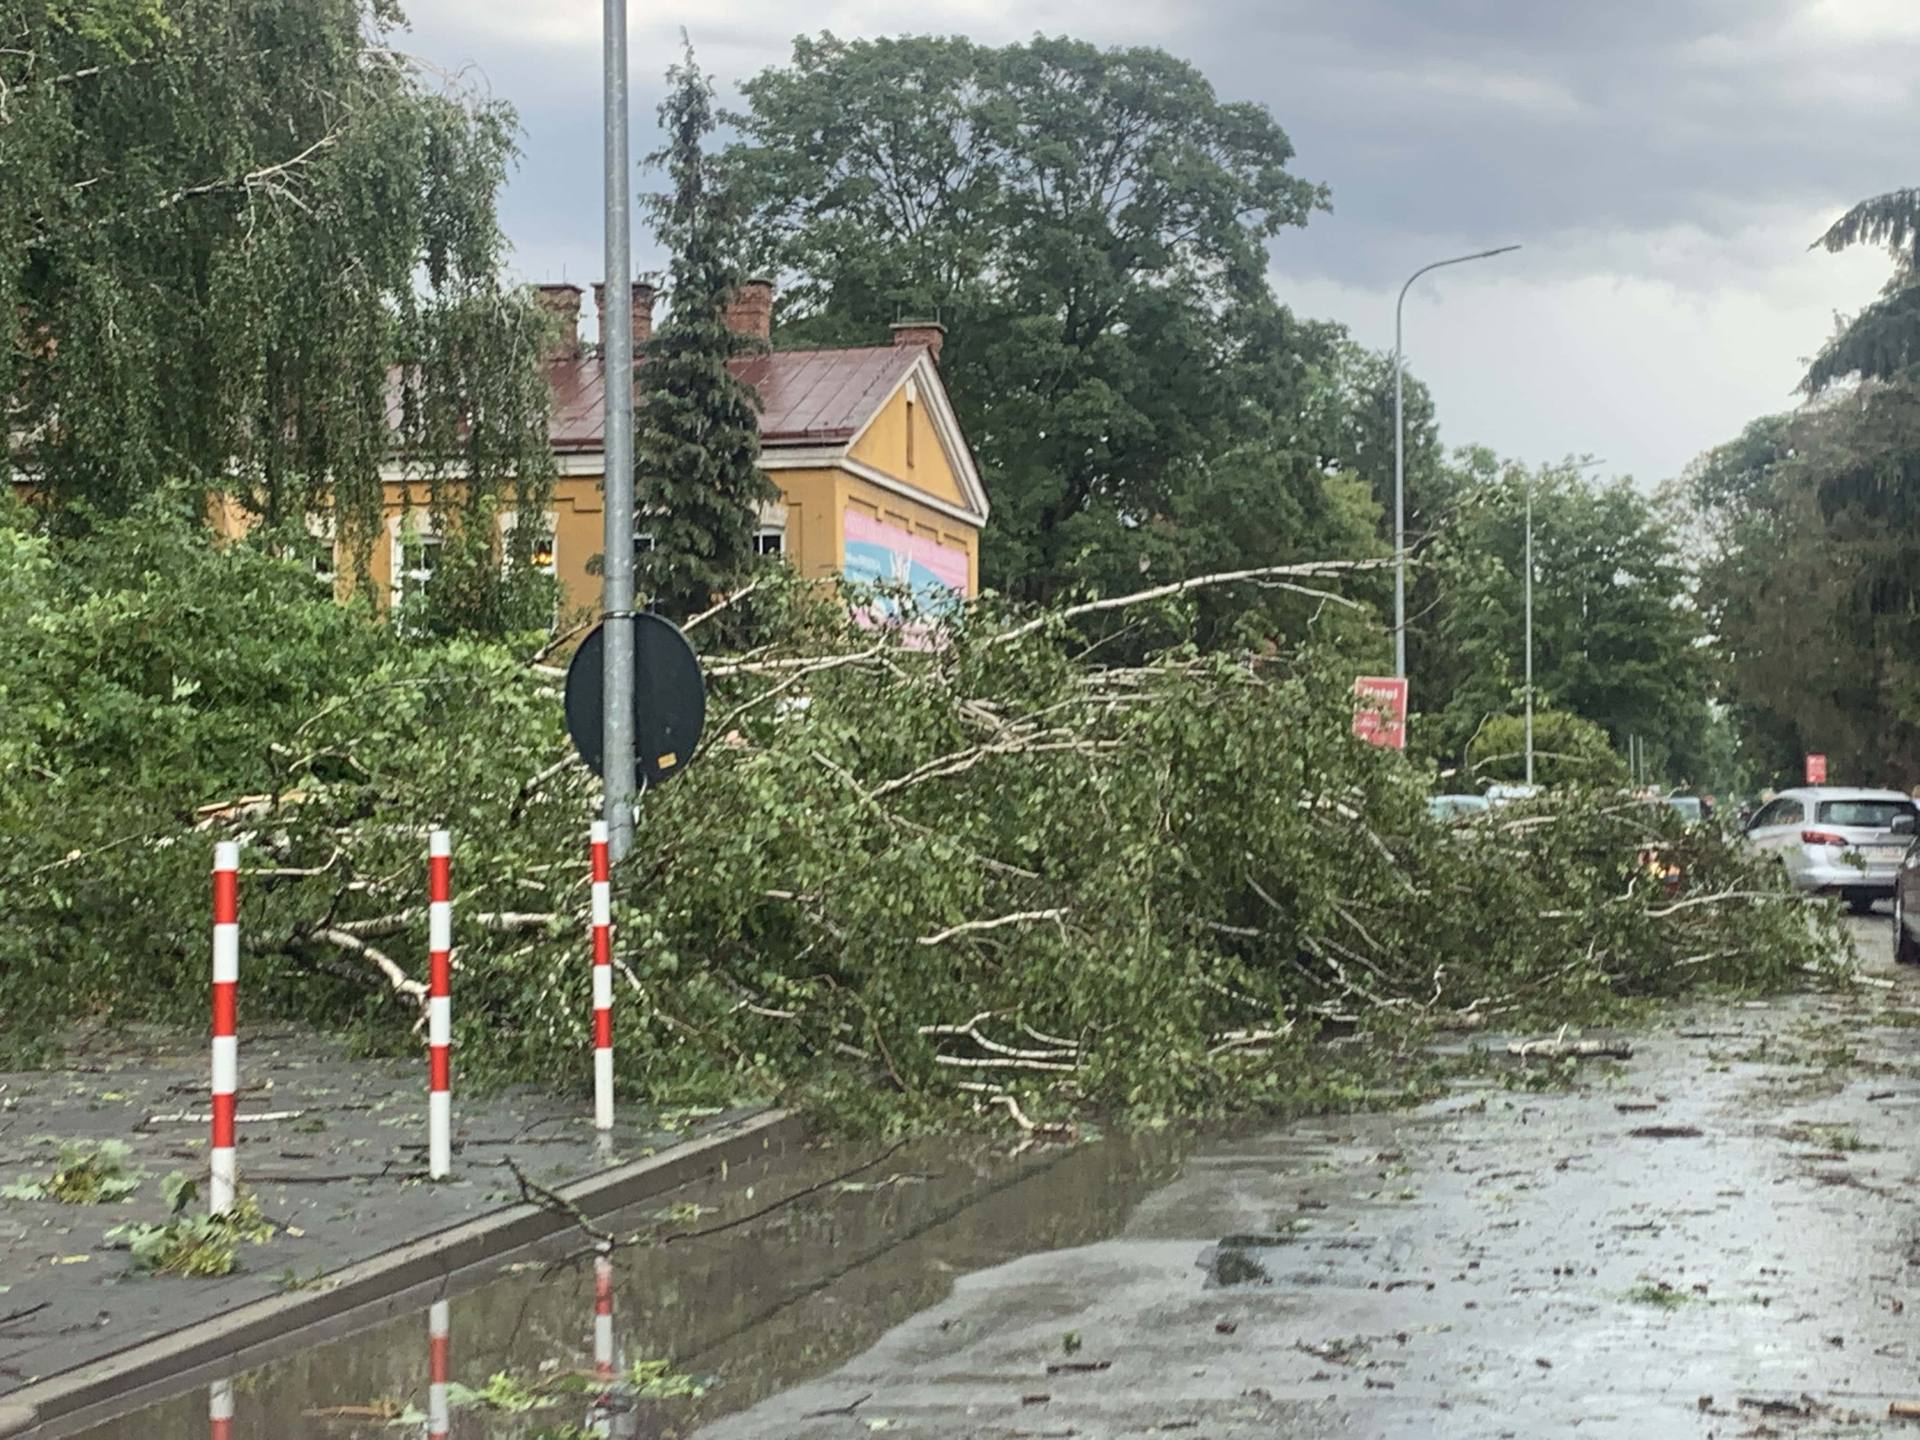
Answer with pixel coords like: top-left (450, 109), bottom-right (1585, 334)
top-left (1524, 474), bottom-right (1533, 787)
top-left (1393, 245), bottom-right (1521, 680)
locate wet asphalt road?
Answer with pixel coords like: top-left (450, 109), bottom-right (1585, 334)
top-left (50, 916), bottom-right (1920, 1440)
top-left (699, 914), bottom-right (1920, 1439)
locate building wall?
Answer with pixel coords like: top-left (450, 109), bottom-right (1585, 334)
top-left (846, 383), bottom-right (969, 511)
top-left (109, 436), bottom-right (980, 621)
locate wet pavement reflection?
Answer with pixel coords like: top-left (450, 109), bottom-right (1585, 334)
top-left (62, 1129), bottom-right (1190, 1440)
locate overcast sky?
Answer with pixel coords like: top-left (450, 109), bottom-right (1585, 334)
top-left (403, 0), bottom-right (1915, 486)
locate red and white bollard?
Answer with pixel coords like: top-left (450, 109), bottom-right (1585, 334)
top-left (428, 829), bottom-right (452, 1180)
top-left (590, 821), bottom-right (614, 1131)
top-left (594, 1245), bottom-right (615, 1379)
top-left (210, 842), bottom-right (240, 1215)
top-left (208, 1379), bottom-right (233, 1440)
top-left (427, 1299), bottom-right (451, 1440)
top-left (587, 1245), bottom-right (616, 1436)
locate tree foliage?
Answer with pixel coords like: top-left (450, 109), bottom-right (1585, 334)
top-left (1687, 384), bottom-right (1920, 788)
top-left (2, 0), bottom-right (552, 618)
top-left (0, 501), bottom-right (1839, 1118)
top-left (729, 34), bottom-right (1355, 616)
top-left (1805, 186), bottom-right (1920, 394)
top-left (633, 46), bottom-right (776, 621)
top-left (1466, 711), bottom-right (1626, 788)
top-left (1412, 453), bottom-right (1709, 784)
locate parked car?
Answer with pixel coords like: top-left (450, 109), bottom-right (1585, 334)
top-left (1891, 813), bottom-right (1920, 965)
top-left (1742, 787), bottom-right (1919, 913)
top-left (1427, 794), bottom-right (1491, 824)
top-left (1484, 783), bottom-right (1539, 808)
top-left (1663, 795), bottom-right (1704, 827)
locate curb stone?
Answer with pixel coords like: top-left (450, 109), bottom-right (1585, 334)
top-left (11, 1108), bottom-right (803, 1435)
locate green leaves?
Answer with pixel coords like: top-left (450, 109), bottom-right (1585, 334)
top-left (633, 46), bottom-right (776, 625)
top-left (730, 34), bottom-right (1338, 620)
top-left (5, 0), bottom-right (553, 619)
top-left (5, 1139), bottom-right (142, 1204)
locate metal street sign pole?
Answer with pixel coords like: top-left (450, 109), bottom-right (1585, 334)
top-left (601, 0), bottom-right (637, 863)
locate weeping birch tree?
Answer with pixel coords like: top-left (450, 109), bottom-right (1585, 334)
top-left (1, 0), bottom-right (553, 622)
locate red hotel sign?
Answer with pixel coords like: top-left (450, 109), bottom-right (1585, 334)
top-left (1353, 676), bottom-right (1409, 751)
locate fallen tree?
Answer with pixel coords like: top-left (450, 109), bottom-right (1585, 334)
top-left (0, 503), bottom-right (1847, 1125)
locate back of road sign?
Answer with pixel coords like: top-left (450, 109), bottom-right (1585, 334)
top-left (563, 616), bottom-right (706, 786)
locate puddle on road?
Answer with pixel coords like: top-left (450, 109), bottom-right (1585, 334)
top-left (58, 1128), bottom-right (1194, 1440)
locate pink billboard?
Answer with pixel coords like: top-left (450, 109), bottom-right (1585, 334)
top-left (842, 510), bottom-right (970, 629)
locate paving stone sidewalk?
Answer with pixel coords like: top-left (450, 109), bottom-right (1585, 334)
top-left (0, 1022), bottom-right (759, 1396)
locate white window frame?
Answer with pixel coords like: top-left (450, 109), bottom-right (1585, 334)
top-left (754, 500), bottom-right (788, 560)
top-left (303, 514), bottom-right (337, 591)
top-left (389, 513), bottom-right (442, 625)
top-left (499, 509), bottom-right (558, 579)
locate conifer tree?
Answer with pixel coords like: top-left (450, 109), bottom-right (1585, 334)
top-left (633, 45), bottom-right (776, 620)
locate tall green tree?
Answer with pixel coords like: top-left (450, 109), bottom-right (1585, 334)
top-left (729, 34), bottom-right (1337, 609)
top-left (1418, 452), bottom-right (1708, 782)
top-left (2, 0), bottom-right (553, 617)
top-left (1805, 187), bottom-right (1920, 394)
top-left (1688, 387), bottom-right (1920, 788)
top-left (634, 45), bottom-right (775, 621)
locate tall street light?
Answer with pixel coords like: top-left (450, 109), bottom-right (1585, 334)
top-left (1393, 244), bottom-right (1521, 680)
top-left (1524, 472), bottom-right (1533, 787)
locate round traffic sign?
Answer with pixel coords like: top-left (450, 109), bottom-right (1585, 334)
top-left (563, 616), bottom-right (706, 785)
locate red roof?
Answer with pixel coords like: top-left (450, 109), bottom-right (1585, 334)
top-left (547, 343), bottom-right (924, 454)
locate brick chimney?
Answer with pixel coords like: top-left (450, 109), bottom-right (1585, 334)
top-left (593, 281), bottom-right (656, 349)
top-left (532, 284), bottom-right (583, 362)
top-left (723, 278), bottom-right (774, 345)
top-left (890, 319), bottom-right (946, 365)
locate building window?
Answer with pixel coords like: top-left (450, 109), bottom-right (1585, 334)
top-left (753, 526), bottom-right (785, 558)
top-left (634, 530), bottom-right (656, 556)
top-left (395, 532), bottom-right (441, 616)
top-left (905, 377), bottom-right (918, 472)
top-left (530, 528), bottom-right (556, 575)
top-left (499, 510), bottom-right (557, 578)
top-left (301, 519), bottom-right (337, 590)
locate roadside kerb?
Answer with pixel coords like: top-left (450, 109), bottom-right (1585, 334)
top-left (10, 1108), bottom-right (804, 1434)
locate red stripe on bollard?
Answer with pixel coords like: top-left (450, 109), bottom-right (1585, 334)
top-left (211, 1091), bottom-right (237, 1151)
top-left (212, 868), bottom-right (238, 925)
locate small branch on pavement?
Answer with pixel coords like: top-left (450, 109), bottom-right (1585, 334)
top-left (141, 1109), bottom-right (306, 1127)
top-left (1508, 1037), bottom-right (1633, 1061)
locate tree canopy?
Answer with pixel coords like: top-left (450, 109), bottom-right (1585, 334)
top-left (1686, 384), bottom-right (1920, 788)
top-left (3, 0), bottom-right (552, 615)
top-left (729, 33), bottom-right (1348, 616)
top-left (1804, 187), bottom-right (1920, 395)
top-left (634, 46), bottom-right (775, 621)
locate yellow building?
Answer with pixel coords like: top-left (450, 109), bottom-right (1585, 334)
top-left (368, 281), bottom-right (989, 624)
